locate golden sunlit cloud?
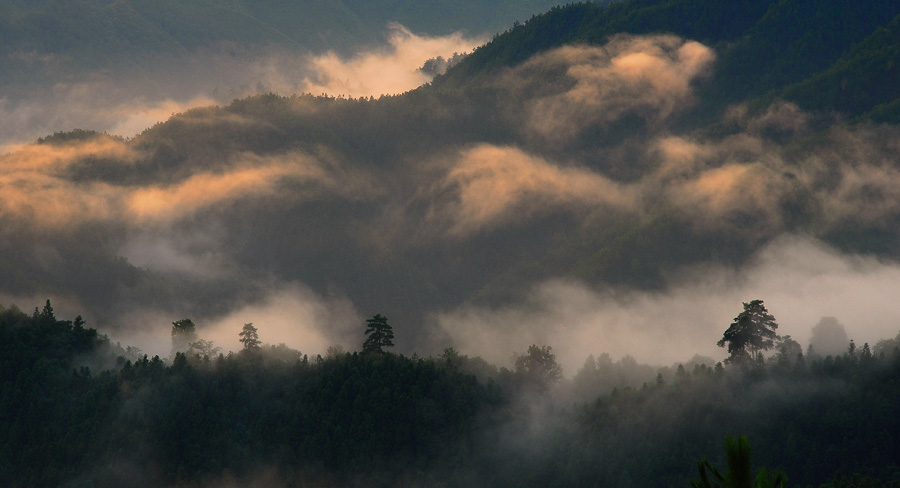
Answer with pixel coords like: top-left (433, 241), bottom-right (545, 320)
top-left (669, 163), bottom-right (785, 229)
top-left (302, 23), bottom-right (484, 98)
top-left (422, 101), bottom-right (900, 240)
top-left (127, 163), bottom-right (310, 222)
top-left (435, 144), bottom-right (636, 236)
top-left (122, 149), bottom-right (376, 223)
top-left (0, 137), bottom-right (137, 227)
top-left (520, 35), bottom-right (715, 140)
top-left (0, 138), bottom-right (369, 228)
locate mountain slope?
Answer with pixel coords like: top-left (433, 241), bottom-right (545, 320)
top-left (778, 13), bottom-right (900, 121)
top-left (437, 0), bottom-right (900, 120)
top-left (3, 0), bottom-right (900, 359)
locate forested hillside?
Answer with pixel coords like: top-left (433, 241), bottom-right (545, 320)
top-left (3, 300), bottom-right (900, 487)
top-left (438, 0), bottom-right (900, 120)
top-left (0, 0), bottom-right (569, 146)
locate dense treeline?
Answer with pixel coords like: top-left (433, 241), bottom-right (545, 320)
top-left (3, 300), bottom-right (900, 487)
top-left (0, 303), bottom-right (495, 487)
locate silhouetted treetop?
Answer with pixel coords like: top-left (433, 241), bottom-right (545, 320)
top-left (362, 313), bottom-right (394, 354)
top-left (718, 300), bottom-right (779, 364)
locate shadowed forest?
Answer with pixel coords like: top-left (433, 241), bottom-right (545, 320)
top-left (3, 299), bottom-right (900, 487)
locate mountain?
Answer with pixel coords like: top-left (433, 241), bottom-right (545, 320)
top-left (3, 0), bottom-right (900, 365)
top-left (0, 0), bottom-right (570, 146)
top-left (777, 12), bottom-right (900, 121)
top-left (438, 0), bottom-right (900, 119)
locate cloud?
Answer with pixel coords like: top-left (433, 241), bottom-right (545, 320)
top-left (427, 101), bottom-right (900, 241)
top-left (653, 104), bottom-right (900, 236)
top-left (432, 144), bottom-right (636, 235)
top-left (5, 28), bottom-right (900, 372)
top-left (0, 23), bottom-right (478, 148)
top-left (302, 23), bottom-right (484, 97)
top-left (0, 140), bottom-right (370, 228)
top-left (126, 157), bottom-right (322, 223)
top-left (434, 235), bottom-right (900, 373)
top-left (107, 96), bottom-right (219, 137)
top-left (119, 231), bottom-right (232, 279)
top-left (516, 35), bottom-right (715, 140)
top-left (0, 82), bottom-right (218, 148)
top-left (0, 136), bottom-right (137, 227)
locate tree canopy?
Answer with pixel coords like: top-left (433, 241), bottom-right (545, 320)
top-left (514, 344), bottom-right (563, 392)
top-left (171, 318), bottom-right (198, 357)
top-left (362, 314), bottom-right (394, 354)
top-left (239, 322), bottom-right (261, 351)
top-left (717, 300), bottom-right (779, 364)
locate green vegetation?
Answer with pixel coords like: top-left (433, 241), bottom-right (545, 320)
top-left (718, 300), bottom-right (779, 364)
top-left (362, 313), bottom-right (395, 355)
top-left (692, 436), bottom-right (787, 488)
top-left (437, 0), bottom-right (900, 121)
top-left (3, 299), bottom-right (900, 487)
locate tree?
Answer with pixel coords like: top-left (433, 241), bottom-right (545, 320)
top-left (187, 339), bottom-right (221, 359)
top-left (33, 299), bottom-right (56, 325)
top-left (872, 330), bottom-right (900, 358)
top-left (718, 300), bottom-right (779, 364)
top-left (239, 323), bottom-right (261, 351)
top-left (691, 435), bottom-right (787, 488)
top-left (362, 314), bottom-right (394, 354)
top-left (41, 299), bottom-right (55, 322)
top-left (440, 346), bottom-right (462, 369)
top-left (514, 344), bottom-right (563, 392)
top-left (809, 317), bottom-right (849, 357)
top-left (171, 319), bottom-right (198, 356)
top-left (325, 344), bottom-right (346, 359)
top-left (772, 335), bottom-right (802, 367)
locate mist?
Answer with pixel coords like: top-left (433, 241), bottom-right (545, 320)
top-left (302, 23), bottom-right (484, 98)
top-left (435, 235), bottom-right (900, 373)
top-left (4, 32), bottom-right (900, 375)
top-left (106, 282), bottom-right (361, 360)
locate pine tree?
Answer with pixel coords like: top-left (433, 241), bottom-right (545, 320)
top-left (239, 323), bottom-right (261, 351)
top-left (171, 318), bottom-right (198, 357)
top-left (718, 300), bottom-right (779, 364)
top-left (362, 314), bottom-right (394, 354)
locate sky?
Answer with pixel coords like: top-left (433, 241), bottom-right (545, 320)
top-left (0, 23), bottom-right (483, 150)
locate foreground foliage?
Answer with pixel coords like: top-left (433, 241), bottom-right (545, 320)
top-left (692, 436), bottom-right (787, 488)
